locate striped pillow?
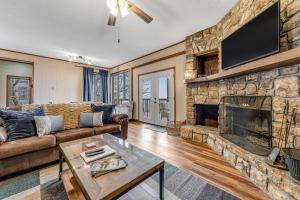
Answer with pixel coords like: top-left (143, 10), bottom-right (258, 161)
top-left (34, 115), bottom-right (64, 136)
top-left (79, 112), bottom-right (103, 128)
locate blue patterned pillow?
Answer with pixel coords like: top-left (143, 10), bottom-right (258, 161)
top-left (91, 104), bottom-right (115, 124)
top-left (5, 119), bottom-right (36, 141)
top-left (0, 107), bottom-right (44, 136)
top-left (26, 107), bottom-right (44, 116)
top-left (0, 107), bottom-right (44, 121)
top-left (0, 110), bottom-right (34, 121)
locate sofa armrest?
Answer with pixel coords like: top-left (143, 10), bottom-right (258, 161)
top-left (112, 114), bottom-right (128, 140)
top-left (112, 114), bottom-right (128, 124)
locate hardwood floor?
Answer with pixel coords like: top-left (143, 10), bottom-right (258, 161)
top-left (127, 121), bottom-right (270, 200)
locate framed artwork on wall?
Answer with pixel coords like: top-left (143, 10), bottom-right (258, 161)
top-left (6, 75), bottom-right (33, 107)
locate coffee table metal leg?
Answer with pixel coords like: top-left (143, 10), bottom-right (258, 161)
top-left (159, 165), bottom-right (164, 200)
top-left (59, 151), bottom-right (63, 180)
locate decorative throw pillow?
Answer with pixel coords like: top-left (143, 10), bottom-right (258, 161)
top-left (0, 127), bottom-right (7, 144)
top-left (0, 107), bottom-right (45, 135)
top-left (4, 119), bottom-right (36, 141)
top-left (26, 106), bottom-right (45, 116)
top-left (0, 117), bottom-right (3, 126)
top-left (34, 115), bottom-right (64, 136)
top-left (0, 109), bottom-right (34, 121)
top-left (114, 102), bottom-right (133, 120)
top-left (79, 112), bottom-right (103, 128)
top-left (91, 104), bottom-right (115, 124)
top-left (0, 107), bottom-right (44, 121)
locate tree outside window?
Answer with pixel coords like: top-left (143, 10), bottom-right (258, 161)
top-left (111, 71), bottom-right (129, 104)
top-left (94, 73), bottom-right (103, 102)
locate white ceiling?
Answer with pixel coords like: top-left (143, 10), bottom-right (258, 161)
top-left (0, 0), bottom-right (238, 68)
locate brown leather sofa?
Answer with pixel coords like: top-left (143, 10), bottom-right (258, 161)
top-left (0, 103), bottom-right (128, 178)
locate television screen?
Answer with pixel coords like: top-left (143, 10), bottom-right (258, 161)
top-left (221, 2), bottom-right (279, 70)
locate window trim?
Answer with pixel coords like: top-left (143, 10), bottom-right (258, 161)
top-left (111, 70), bottom-right (130, 104)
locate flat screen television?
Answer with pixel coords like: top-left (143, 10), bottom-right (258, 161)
top-left (221, 2), bottom-right (279, 70)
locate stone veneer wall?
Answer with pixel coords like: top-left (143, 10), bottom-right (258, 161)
top-left (185, 0), bottom-right (300, 79)
top-left (185, 0), bottom-right (300, 149)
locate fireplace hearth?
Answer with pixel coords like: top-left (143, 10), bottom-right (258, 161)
top-left (220, 96), bottom-right (272, 156)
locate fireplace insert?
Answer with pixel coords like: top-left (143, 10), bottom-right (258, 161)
top-left (220, 96), bottom-right (272, 156)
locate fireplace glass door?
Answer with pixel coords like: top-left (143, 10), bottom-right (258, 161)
top-left (139, 69), bottom-right (174, 126)
top-left (220, 96), bottom-right (272, 156)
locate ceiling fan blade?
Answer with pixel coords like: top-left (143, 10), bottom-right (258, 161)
top-left (107, 13), bottom-right (117, 26)
top-left (127, 1), bottom-right (153, 23)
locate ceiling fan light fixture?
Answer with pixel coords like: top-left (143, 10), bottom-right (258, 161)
top-left (68, 55), bottom-right (92, 65)
top-left (106, 0), bottom-right (153, 27)
top-left (109, 7), bottom-right (118, 16)
top-left (120, 4), bottom-right (129, 17)
top-left (106, 0), bottom-right (117, 10)
top-left (107, 0), bottom-right (129, 17)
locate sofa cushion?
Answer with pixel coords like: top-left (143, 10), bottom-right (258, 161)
top-left (0, 135), bottom-right (56, 159)
top-left (55, 128), bottom-right (94, 144)
top-left (94, 124), bottom-right (121, 135)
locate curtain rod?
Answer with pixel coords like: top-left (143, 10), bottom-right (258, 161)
top-left (74, 65), bottom-right (109, 71)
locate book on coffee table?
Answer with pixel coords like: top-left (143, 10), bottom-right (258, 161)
top-left (90, 155), bottom-right (127, 177)
top-left (80, 145), bottom-right (116, 163)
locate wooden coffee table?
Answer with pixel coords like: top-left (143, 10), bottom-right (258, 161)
top-left (59, 134), bottom-right (165, 200)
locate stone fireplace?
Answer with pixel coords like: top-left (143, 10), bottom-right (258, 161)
top-left (219, 96), bottom-right (272, 156)
top-left (181, 0), bottom-right (300, 199)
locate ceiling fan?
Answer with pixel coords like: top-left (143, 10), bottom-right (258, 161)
top-left (106, 0), bottom-right (153, 26)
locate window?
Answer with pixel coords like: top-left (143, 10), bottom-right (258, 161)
top-left (111, 71), bottom-right (129, 104)
top-left (94, 73), bottom-right (103, 102)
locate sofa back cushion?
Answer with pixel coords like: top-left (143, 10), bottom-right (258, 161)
top-left (5, 119), bottom-right (36, 141)
top-left (34, 115), bottom-right (64, 136)
top-left (44, 103), bottom-right (91, 130)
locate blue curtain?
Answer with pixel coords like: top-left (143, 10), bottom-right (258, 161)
top-left (83, 67), bottom-right (94, 101)
top-left (99, 70), bottom-right (108, 103)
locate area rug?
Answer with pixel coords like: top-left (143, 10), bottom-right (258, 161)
top-left (144, 125), bottom-right (167, 133)
top-left (0, 163), bottom-right (239, 200)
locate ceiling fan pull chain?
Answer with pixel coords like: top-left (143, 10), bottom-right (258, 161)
top-left (117, 25), bottom-right (121, 43)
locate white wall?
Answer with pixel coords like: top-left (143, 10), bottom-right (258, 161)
top-left (132, 54), bottom-right (186, 121)
top-left (0, 49), bottom-right (95, 105)
top-left (0, 60), bottom-right (33, 107)
top-left (110, 42), bottom-right (187, 121)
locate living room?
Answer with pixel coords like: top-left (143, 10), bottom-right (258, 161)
top-left (0, 0), bottom-right (300, 200)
